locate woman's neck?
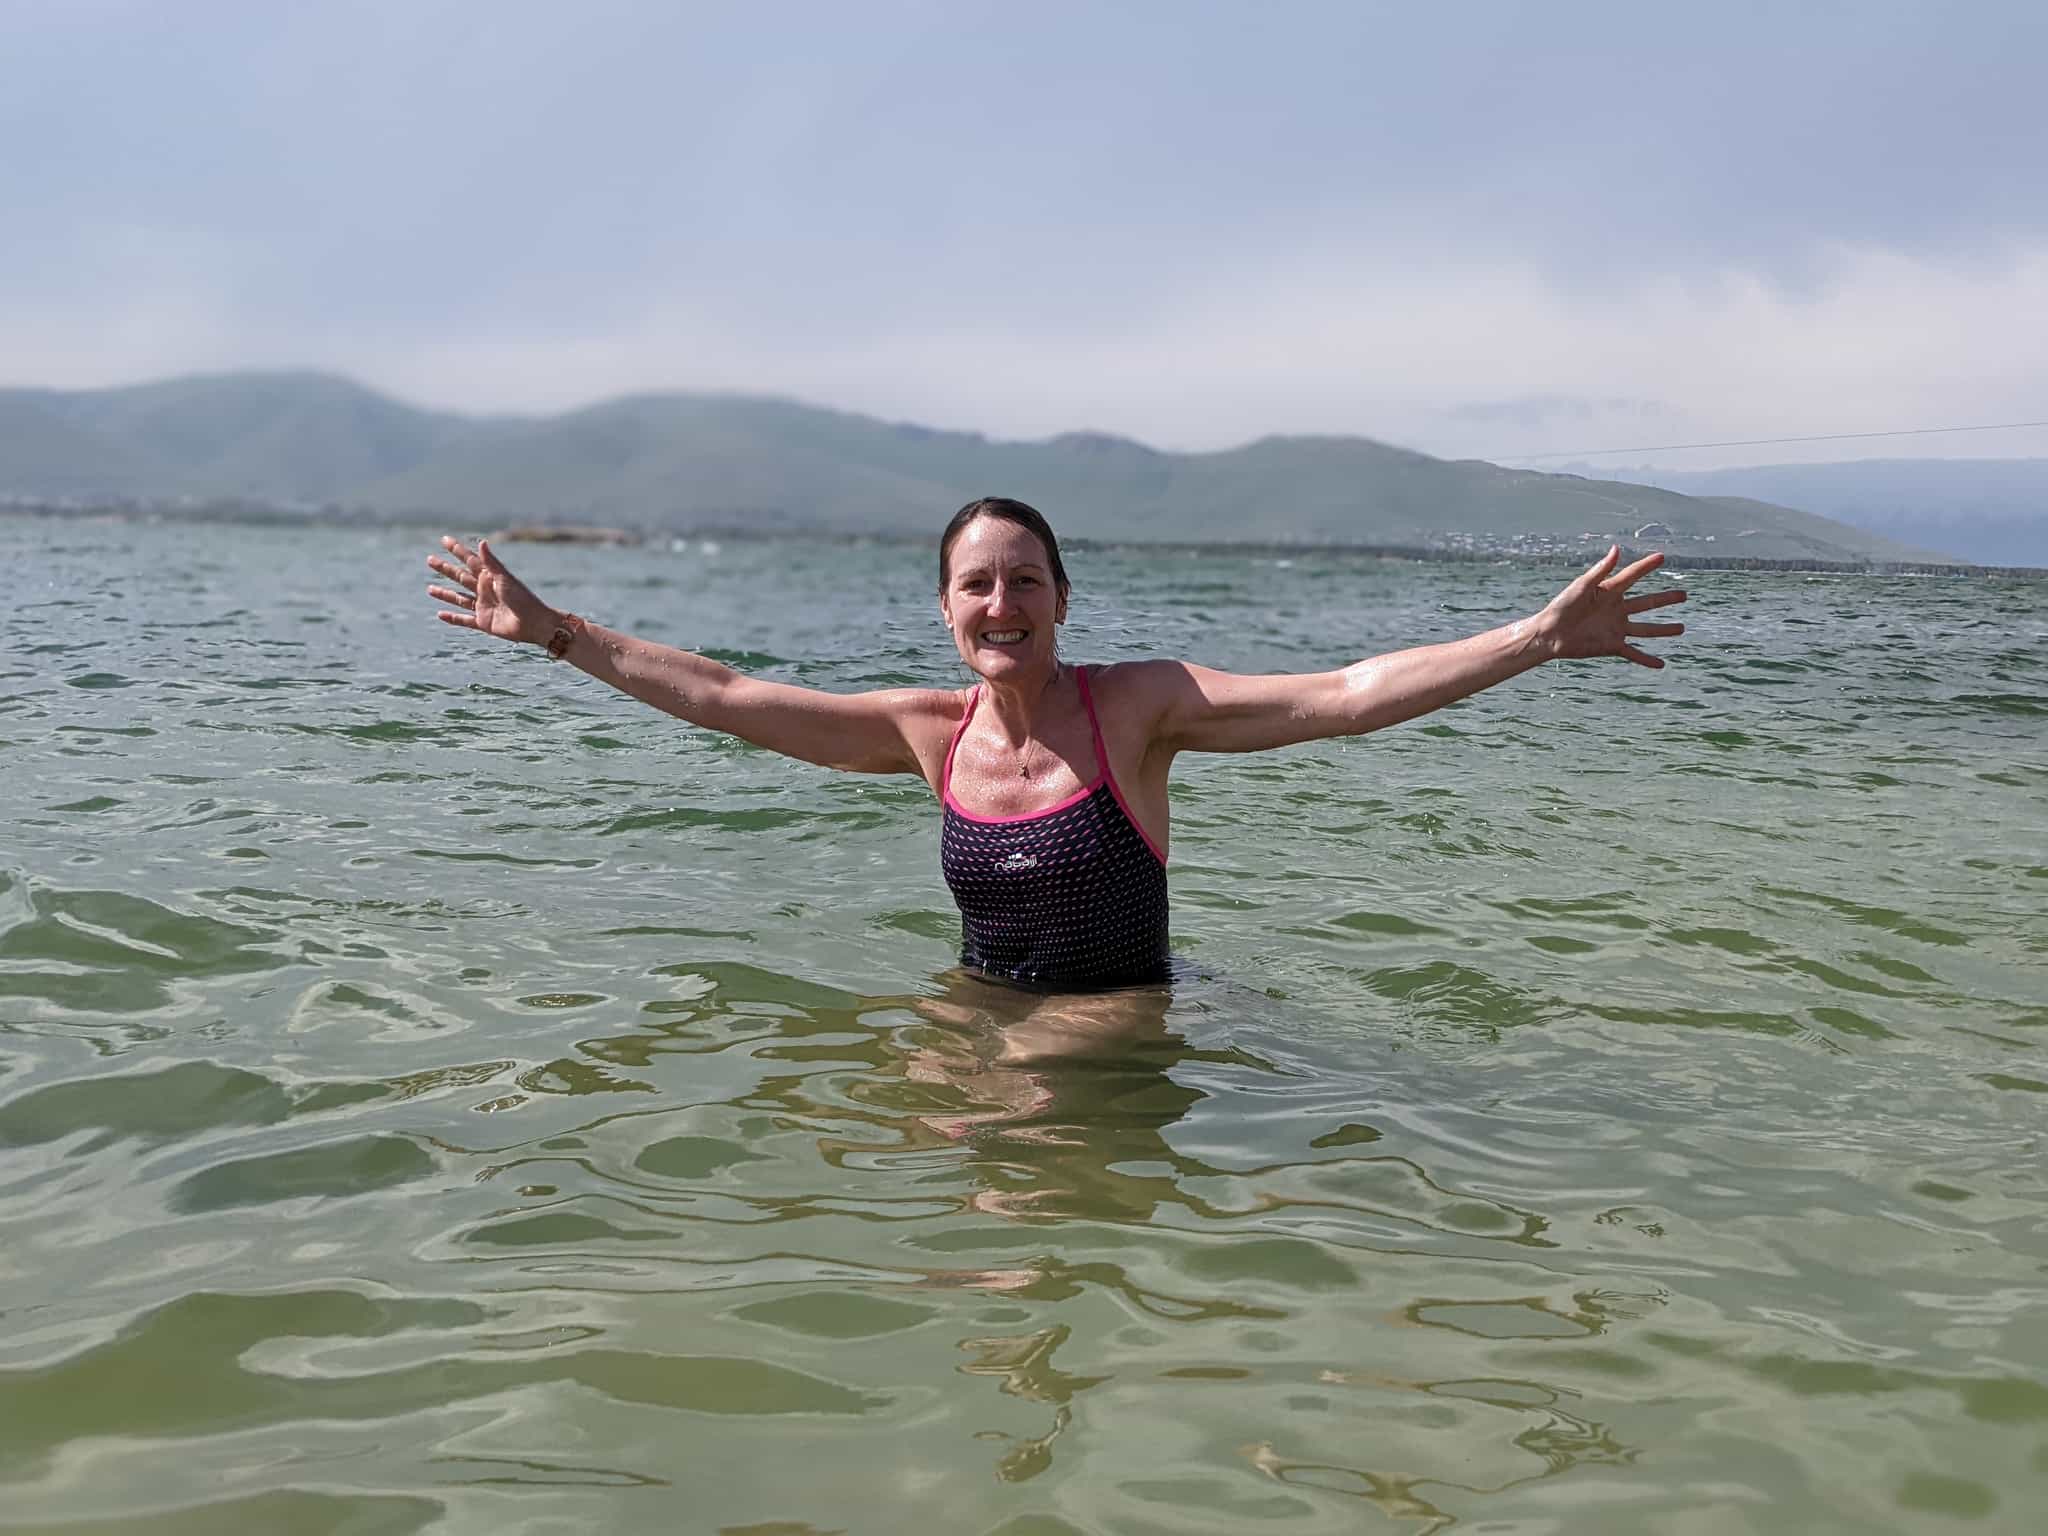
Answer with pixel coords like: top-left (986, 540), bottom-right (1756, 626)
top-left (978, 659), bottom-right (1065, 745)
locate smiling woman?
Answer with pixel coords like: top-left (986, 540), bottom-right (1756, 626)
top-left (426, 496), bottom-right (1686, 989)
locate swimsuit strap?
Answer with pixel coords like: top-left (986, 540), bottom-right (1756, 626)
top-left (941, 686), bottom-right (981, 799)
top-left (1080, 664), bottom-right (1166, 865)
top-left (1076, 665), bottom-right (1112, 790)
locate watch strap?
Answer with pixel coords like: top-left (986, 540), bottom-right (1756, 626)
top-left (544, 613), bottom-right (585, 661)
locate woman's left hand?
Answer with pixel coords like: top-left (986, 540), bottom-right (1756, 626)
top-left (1538, 546), bottom-right (1687, 669)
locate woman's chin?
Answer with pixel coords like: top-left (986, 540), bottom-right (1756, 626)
top-left (968, 647), bottom-right (1050, 680)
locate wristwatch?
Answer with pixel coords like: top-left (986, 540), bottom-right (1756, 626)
top-left (544, 612), bottom-right (585, 661)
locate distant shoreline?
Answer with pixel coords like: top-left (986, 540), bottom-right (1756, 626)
top-left (5, 499), bottom-right (2040, 579)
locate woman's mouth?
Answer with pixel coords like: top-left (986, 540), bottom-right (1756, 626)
top-left (980, 629), bottom-right (1028, 645)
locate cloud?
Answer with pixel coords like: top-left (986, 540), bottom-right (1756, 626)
top-left (1439, 398), bottom-right (1677, 429)
top-left (285, 241), bottom-right (2045, 473)
top-left (3, 0), bottom-right (2045, 464)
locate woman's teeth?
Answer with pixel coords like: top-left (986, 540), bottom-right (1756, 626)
top-left (982, 630), bottom-right (1027, 644)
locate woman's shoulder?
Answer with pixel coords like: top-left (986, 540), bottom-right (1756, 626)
top-left (1083, 660), bottom-right (1197, 734)
top-left (1086, 658), bottom-right (1195, 699)
top-left (841, 685), bottom-right (973, 755)
top-left (893, 684), bottom-right (976, 733)
top-left (875, 683), bottom-right (975, 714)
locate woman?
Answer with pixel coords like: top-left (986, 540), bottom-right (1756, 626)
top-left (427, 496), bottom-right (1685, 989)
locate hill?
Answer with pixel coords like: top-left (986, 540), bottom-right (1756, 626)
top-left (0, 372), bottom-right (1954, 564)
top-left (1561, 458), bottom-right (2048, 567)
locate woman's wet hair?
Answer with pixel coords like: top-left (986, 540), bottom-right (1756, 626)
top-left (939, 498), bottom-right (1070, 597)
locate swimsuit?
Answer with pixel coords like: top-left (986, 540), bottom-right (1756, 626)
top-left (939, 666), bottom-right (1170, 989)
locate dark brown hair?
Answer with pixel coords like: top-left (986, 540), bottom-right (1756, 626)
top-left (938, 497), bottom-right (1069, 596)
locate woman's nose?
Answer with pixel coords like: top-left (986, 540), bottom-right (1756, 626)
top-left (985, 584), bottom-right (1014, 617)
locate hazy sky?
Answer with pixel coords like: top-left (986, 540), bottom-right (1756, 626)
top-left (6, 0), bottom-right (2044, 465)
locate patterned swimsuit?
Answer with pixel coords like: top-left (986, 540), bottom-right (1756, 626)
top-left (939, 666), bottom-right (1170, 989)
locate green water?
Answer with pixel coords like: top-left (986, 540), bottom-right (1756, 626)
top-left (2, 519), bottom-right (2044, 1534)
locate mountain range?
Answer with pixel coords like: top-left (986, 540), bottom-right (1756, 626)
top-left (0, 371), bottom-right (1978, 565)
top-left (1553, 458), bottom-right (2048, 568)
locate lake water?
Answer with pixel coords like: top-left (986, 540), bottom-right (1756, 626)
top-left (2, 518), bottom-right (2045, 1534)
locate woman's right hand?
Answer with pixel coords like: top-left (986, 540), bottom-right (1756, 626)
top-left (426, 536), bottom-right (558, 646)
top-left (427, 532), bottom-right (947, 780)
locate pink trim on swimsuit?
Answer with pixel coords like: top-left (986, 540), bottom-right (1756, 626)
top-left (1076, 666), bottom-right (1168, 866)
top-left (939, 669), bottom-right (1167, 865)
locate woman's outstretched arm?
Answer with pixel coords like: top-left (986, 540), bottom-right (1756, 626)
top-left (1136, 546), bottom-right (1687, 755)
top-left (426, 536), bottom-right (954, 776)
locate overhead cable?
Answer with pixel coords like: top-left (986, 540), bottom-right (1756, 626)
top-left (1493, 418), bottom-right (2048, 462)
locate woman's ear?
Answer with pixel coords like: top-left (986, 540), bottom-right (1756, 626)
top-left (1055, 591), bottom-right (1069, 624)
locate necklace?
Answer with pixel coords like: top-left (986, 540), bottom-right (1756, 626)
top-left (1015, 662), bottom-right (1061, 778)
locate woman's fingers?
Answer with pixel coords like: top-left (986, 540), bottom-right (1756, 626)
top-left (426, 554), bottom-right (477, 588)
top-left (1625, 587), bottom-right (1686, 613)
top-left (428, 536), bottom-right (517, 639)
top-left (1621, 642), bottom-right (1664, 669)
top-left (1626, 620), bottom-right (1684, 638)
top-left (1579, 545), bottom-right (1621, 584)
top-left (440, 534), bottom-right (488, 576)
top-left (1603, 551), bottom-right (1665, 591)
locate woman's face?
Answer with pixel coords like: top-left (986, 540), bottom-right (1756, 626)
top-left (940, 516), bottom-right (1067, 683)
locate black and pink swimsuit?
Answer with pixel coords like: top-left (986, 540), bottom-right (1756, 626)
top-left (939, 666), bottom-right (1170, 989)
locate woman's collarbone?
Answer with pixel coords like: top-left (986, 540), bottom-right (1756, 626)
top-left (952, 738), bottom-right (1094, 816)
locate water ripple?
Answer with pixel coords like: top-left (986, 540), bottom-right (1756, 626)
top-left (1, 527), bottom-right (2044, 1530)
